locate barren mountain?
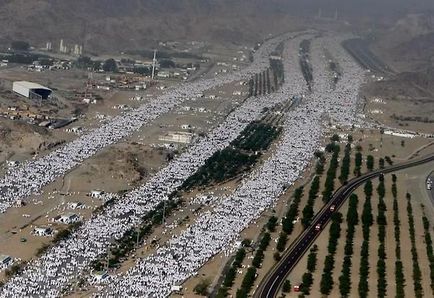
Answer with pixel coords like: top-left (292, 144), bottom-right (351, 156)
top-left (372, 13), bottom-right (434, 71)
top-left (0, 0), bottom-right (305, 53)
top-left (1, 0), bottom-right (434, 53)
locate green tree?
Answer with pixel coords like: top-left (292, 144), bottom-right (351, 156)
top-left (159, 59), bottom-right (176, 68)
top-left (379, 158), bottom-right (385, 169)
top-left (276, 232), bottom-right (288, 252)
top-left (11, 40), bottom-right (30, 51)
top-left (366, 155), bottom-right (374, 171)
top-left (301, 272), bottom-right (313, 295)
top-left (103, 58), bottom-right (118, 72)
top-left (267, 216), bottom-right (278, 232)
top-left (193, 279), bottom-right (211, 296)
top-left (273, 252), bottom-right (281, 261)
top-left (331, 134), bottom-right (340, 142)
top-left (282, 279), bottom-right (291, 292)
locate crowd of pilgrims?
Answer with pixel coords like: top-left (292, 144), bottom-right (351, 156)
top-left (98, 34), bottom-right (365, 298)
top-left (0, 33), bottom-right (366, 297)
top-left (0, 31), bottom-right (289, 214)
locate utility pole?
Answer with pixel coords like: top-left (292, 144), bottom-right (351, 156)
top-left (136, 227), bottom-right (140, 247)
top-left (162, 201), bottom-right (166, 225)
top-left (151, 49), bottom-right (157, 80)
top-left (106, 250), bottom-right (109, 271)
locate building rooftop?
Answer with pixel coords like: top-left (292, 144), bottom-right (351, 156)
top-left (61, 212), bottom-right (78, 218)
top-left (14, 81), bottom-right (52, 91)
top-left (0, 255), bottom-right (11, 263)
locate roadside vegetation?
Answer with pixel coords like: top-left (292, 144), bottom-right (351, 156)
top-left (406, 193), bottom-right (423, 297)
top-left (376, 175), bottom-right (387, 298)
top-left (234, 231), bottom-right (271, 297)
top-left (358, 180), bottom-right (374, 298)
top-left (215, 246), bottom-right (247, 298)
top-left (299, 39), bottom-right (313, 89)
top-left (421, 209), bottom-right (434, 295)
top-left (392, 174), bottom-right (405, 297)
top-left (338, 194), bottom-right (358, 297)
top-left (90, 199), bottom-right (181, 270)
top-left (282, 187), bottom-right (304, 235)
top-left (299, 244), bottom-right (318, 295)
top-left (319, 212), bottom-right (343, 295)
top-left (322, 141), bottom-right (340, 203)
top-left (181, 121), bottom-right (281, 190)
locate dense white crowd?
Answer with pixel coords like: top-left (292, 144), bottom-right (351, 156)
top-left (96, 37), bottom-right (366, 297)
top-left (311, 35), bottom-right (365, 126)
top-left (0, 34), bottom-right (309, 297)
top-left (0, 34), bottom-right (366, 298)
top-left (0, 32), bottom-right (292, 214)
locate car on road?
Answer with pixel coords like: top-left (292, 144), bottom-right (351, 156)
top-left (293, 284), bottom-right (302, 292)
top-left (315, 224), bottom-right (321, 231)
top-left (329, 205), bottom-right (336, 212)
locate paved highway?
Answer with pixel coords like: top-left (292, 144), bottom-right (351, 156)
top-left (255, 153), bottom-right (434, 298)
top-left (342, 39), bottom-right (393, 75)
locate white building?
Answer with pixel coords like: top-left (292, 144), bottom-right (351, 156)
top-left (0, 255), bottom-right (12, 270)
top-left (14, 199), bottom-right (25, 208)
top-left (57, 213), bottom-right (80, 224)
top-left (91, 270), bottom-right (109, 284)
top-left (171, 285), bottom-right (182, 293)
top-left (96, 85), bottom-right (110, 91)
top-left (6, 160), bottom-right (19, 168)
top-left (90, 190), bottom-right (105, 198)
top-left (12, 81), bottom-right (52, 100)
top-left (181, 124), bottom-right (191, 130)
top-left (33, 227), bottom-right (53, 237)
top-left (159, 132), bottom-right (194, 144)
top-left (67, 202), bottom-right (83, 210)
top-left (66, 127), bottom-right (83, 134)
top-left (157, 71), bottom-right (170, 78)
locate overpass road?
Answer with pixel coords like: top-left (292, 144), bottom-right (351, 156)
top-left (255, 153), bottom-right (434, 298)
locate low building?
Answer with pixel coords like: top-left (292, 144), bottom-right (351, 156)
top-left (157, 71), bottom-right (170, 78)
top-left (66, 126), bottom-right (83, 134)
top-left (57, 213), bottom-right (80, 224)
top-left (0, 255), bottom-right (12, 269)
top-left (14, 199), bottom-right (25, 208)
top-left (159, 131), bottom-right (194, 144)
top-left (6, 160), bottom-right (19, 167)
top-left (171, 285), bottom-right (182, 293)
top-left (181, 124), bottom-right (191, 130)
top-left (90, 190), bottom-right (105, 198)
top-left (91, 270), bottom-right (109, 283)
top-left (12, 81), bottom-right (52, 100)
top-left (33, 227), bottom-right (53, 237)
top-left (38, 120), bottom-right (52, 127)
top-left (96, 85), bottom-right (110, 91)
top-left (67, 202), bottom-right (83, 210)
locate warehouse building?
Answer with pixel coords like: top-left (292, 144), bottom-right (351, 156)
top-left (12, 81), bottom-right (52, 100)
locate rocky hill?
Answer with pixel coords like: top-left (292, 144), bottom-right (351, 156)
top-left (371, 13), bottom-right (434, 71)
top-left (1, 0), bottom-right (434, 53)
top-left (0, 0), bottom-right (305, 53)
